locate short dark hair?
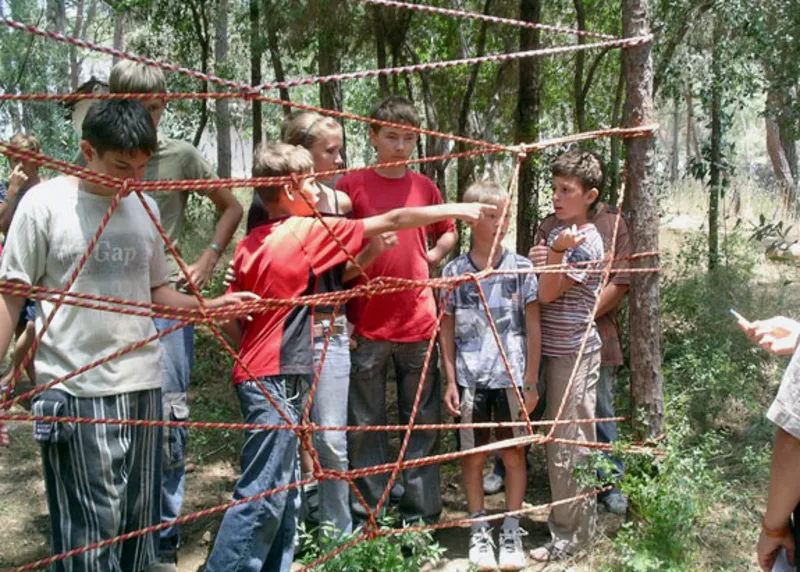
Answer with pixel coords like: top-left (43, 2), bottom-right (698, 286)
top-left (368, 96), bottom-right (420, 131)
top-left (82, 100), bottom-right (157, 157)
top-left (551, 148), bottom-right (604, 193)
top-left (252, 142), bottom-right (314, 203)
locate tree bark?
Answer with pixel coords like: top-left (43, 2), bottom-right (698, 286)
top-left (515, 0), bottom-right (541, 256)
top-left (215, 0), bottom-right (232, 178)
top-left (573, 0), bottom-right (587, 133)
top-left (670, 91), bottom-right (680, 183)
top-left (609, 63), bottom-right (625, 207)
top-left (265, 1), bottom-right (291, 118)
top-left (708, 13), bottom-right (722, 271)
top-left (112, 8), bottom-right (125, 62)
top-left (250, 0), bottom-right (263, 147)
top-left (374, 7), bottom-right (390, 99)
top-left (69, 0), bottom-right (86, 91)
top-left (189, 0), bottom-right (211, 148)
top-left (318, 0), bottom-right (347, 161)
top-left (622, 0), bottom-right (662, 438)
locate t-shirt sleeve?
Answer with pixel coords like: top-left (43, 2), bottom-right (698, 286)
top-left (566, 229), bottom-right (602, 285)
top-left (767, 347), bottom-right (800, 440)
top-left (307, 218), bottom-right (365, 276)
top-left (335, 175), bottom-right (364, 219)
top-left (534, 215), bottom-right (557, 246)
top-left (0, 193), bottom-right (48, 287)
top-left (225, 242), bottom-right (244, 295)
top-left (425, 179), bottom-right (455, 240)
top-left (182, 145), bottom-right (218, 196)
top-left (441, 261), bottom-right (458, 315)
top-left (519, 259), bottom-right (538, 304)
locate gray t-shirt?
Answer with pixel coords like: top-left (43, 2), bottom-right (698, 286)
top-left (441, 250), bottom-right (538, 389)
top-left (0, 177), bottom-right (169, 397)
top-left (768, 345), bottom-right (800, 439)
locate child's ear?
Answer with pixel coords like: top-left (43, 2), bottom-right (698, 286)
top-left (78, 140), bottom-right (95, 165)
top-left (367, 127), bottom-right (378, 148)
top-left (586, 187), bottom-right (599, 206)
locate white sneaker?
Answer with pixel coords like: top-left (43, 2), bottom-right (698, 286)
top-left (498, 527), bottom-right (528, 571)
top-left (469, 527), bottom-right (497, 571)
top-left (482, 472), bottom-right (504, 495)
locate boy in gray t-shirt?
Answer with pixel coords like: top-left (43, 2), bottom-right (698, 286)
top-left (439, 181), bottom-right (540, 571)
top-left (0, 100), bottom-right (252, 570)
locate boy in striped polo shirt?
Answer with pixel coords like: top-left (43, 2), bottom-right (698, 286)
top-left (529, 149), bottom-right (605, 562)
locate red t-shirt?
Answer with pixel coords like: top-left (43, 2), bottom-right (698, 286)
top-left (336, 169), bottom-right (455, 342)
top-left (228, 216), bottom-right (364, 383)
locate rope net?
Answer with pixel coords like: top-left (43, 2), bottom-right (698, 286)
top-left (0, 5), bottom-right (659, 570)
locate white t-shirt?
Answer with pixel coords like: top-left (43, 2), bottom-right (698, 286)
top-left (0, 177), bottom-right (169, 397)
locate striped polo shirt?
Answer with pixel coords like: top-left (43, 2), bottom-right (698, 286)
top-left (540, 223), bottom-right (604, 356)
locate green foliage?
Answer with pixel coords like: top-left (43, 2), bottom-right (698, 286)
top-left (298, 516), bottom-right (446, 572)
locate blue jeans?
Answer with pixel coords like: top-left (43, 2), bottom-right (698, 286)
top-left (311, 317), bottom-right (352, 534)
top-left (206, 376), bottom-right (309, 572)
top-left (348, 337), bottom-right (441, 525)
top-left (596, 365), bottom-right (624, 496)
top-left (153, 317), bottom-right (194, 554)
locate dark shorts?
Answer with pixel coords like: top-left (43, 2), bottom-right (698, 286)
top-left (16, 298), bottom-right (34, 330)
top-left (456, 386), bottom-right (527, 451)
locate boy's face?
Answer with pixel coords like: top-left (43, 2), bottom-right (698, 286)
top-left (143, 98), bottom-right (166, 129)
top-left (469, 199), bottom-right (508, 245)
top-left (79, 140), bottom-right (151, 195)
top-left (368, 125), bottom-right (417, 164)
top-left (281, 177), bottom-right (321, 216)
top-left (551, 175), bottom-right (598, 224)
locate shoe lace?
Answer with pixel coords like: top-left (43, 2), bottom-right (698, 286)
top-left (500, 527), bottom-right (528, 551)
top-left (472, 528), bottom-right (495, 554)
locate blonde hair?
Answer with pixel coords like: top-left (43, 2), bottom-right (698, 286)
top-left (252, 142), bottom-right (315, 202)
top-left (109, 61), bottom-right (167, 94)
top-left (9, 132), bottom-right (40, 153)
top-left (462, 180), bottom-right (507, 205)
top-left (281, 112), bottom-right (342, 149)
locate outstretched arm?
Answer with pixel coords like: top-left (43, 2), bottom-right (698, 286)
top-left (361, 203), bottom-right (492, 239)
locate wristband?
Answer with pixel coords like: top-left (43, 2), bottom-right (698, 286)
top-left (549, 245), bottom-right (567, 254)
top-left (208, 241), bottom-right (222, 256)
top-left (761, 517), bottom-right (791, 539)
top-left (523, 383), bottom-right (537, 392)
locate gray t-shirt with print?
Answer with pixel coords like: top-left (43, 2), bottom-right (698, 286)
top-left (0, 177), bottom-right (169, 397)
top-left (441, 250), bottom-right (538, 389)
top-left (768, 345), bottom-right (800, 439)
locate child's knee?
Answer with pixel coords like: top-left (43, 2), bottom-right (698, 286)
top-left (499, 447), bottom-right (526, 470)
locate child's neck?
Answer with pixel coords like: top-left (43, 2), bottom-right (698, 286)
top-left (560, 213), bottom-right (589, 226)
top-left (469, 240), bottom-right (502, 270)
top-left (374, 164), bottom-right (407, 179)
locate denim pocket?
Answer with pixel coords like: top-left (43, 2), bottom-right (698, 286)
top-left (32, 389), bottom-right (75, 444)
top-left (163, 392), bottom-right (189, 470)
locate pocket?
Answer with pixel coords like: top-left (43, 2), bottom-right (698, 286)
top-left (163, 392), bottom-right (189, 470)
top-left (32, 389), bottom-right (75, 444)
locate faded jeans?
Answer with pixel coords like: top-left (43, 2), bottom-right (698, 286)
top-left (596, 365), bottom-right (624, 496)
top-left (205, 376), bottom-right (308, 572)
top-left (347, 337), bottom-right (442, 525)
top-left (310, 316), bottom-right (352, 534)
top-left (152, 317), bottom-right (194, 555)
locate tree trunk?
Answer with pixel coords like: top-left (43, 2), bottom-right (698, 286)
top-left (515, 0), bottom-right (541, 256)
top-left (215, 0), bottom-right (232, 178)
top-left (609, 63), bottom-right (625, 207)
top-left (69, 0), bottom-right (86, 91)
top-left (765, 85), bottom-right (798, 210)
top-left (112, 8), bottom-right (125, 62)
top-left (374, 7), bottom-right (390, 99)
top-left (573, 0), bottom-right (587, 133)
top-left (708, 14), bottom-right (722, 271)
top-left (265, 1), bottom-right (291, 118)
top-left (250, 0), bottom-right (263, 147)
top-left (318, 0), bottom-right (347, 162)
top-left (189, 0), bottom-right (211, 148)
top-left (622, 0), bottom-right (663, 439)
top-left (667, 92), bottom-right (679, 183)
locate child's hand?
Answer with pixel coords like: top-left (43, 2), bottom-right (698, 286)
top-left (443, 383), bottom-right (460, 417)
top-left (551, 224), bottom-right (585, 253)
top-left (523, 387), bottom-right (539, 415)
top-left (741, 315), bottom-right (800, 356)
top-left (222, 260), bottom-right (236, 288)
top-left (528, 243), bottom-right (548, 267)
top-left (7, 164), bottom-right (27, 196)
top-left (371, 231), bottom-right (398, 256)
top-left (206, 291), bottom-right (261, 320)
top-left (452, 202), bottom-right (498, 224)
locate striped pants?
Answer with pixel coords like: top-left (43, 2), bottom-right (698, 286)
top-left (36, 388), bottom-right (162, 572)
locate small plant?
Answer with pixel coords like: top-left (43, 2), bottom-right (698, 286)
top-left (298, 516), bottom-right (447, 571)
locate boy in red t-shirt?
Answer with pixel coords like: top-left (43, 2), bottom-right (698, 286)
top-left (206, 142), bottom-right (490, 571)
top-left (336, 96), bottom-right (457, 525)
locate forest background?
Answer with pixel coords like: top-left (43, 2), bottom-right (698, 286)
top-left (1, 0), bottom-right (800, 570)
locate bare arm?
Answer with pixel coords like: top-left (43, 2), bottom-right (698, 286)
top-left (219, 319), bottom-right (243, 347)
top-left (183, 189), bottom-right (244, 290)
top-left (538, 247), bottom-right (578, 303)
top-left (427, 230), bottom-right (457, 266)
top-left (0, 291), bottom-right (24, 358)
top-left (596, 283), bottom-right (628, 318)
top-left (341, 232), bottom-right (399, 283)
top-left (439, 313), bottom-right (460, 417)
top-left (151, 284), bottom-right (258, 317)
top-left (757, 427), bottom-right (800, 570)
top-left (523, 302), bottom-right (541, 413)
top-left (361, 203), bottom-right (488, 239)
